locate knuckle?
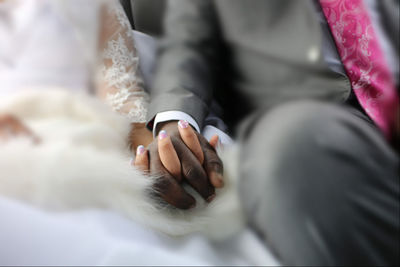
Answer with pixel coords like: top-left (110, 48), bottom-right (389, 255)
top-left (183, 165), bottom-right (203, 181)
top-left (183, 166), bottom-right (196, 179)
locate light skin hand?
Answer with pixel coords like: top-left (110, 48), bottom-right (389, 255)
top-left (0, 114), bottom-right (40, 143)
top-left (128, 123), bottom-right (153, 152)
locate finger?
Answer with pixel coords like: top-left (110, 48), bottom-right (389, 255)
top-left (149, 142), bottom-right (196, 209)
top-left (209, 135), bottom-right (219, 149)
top-left (153, 175), bottom-right (196, 209)
top-left (158, 130), bottom-right (182, 181)
top-left (12, 120), bottom-right (40, 143)
top-left (178, 120), bottom-right (204, 164)
top-left (14, 123), bottom-right (33, 137)
top-left (0, 114), bottom-right (15, 123)
top-left (171, 137), bottom-right (216, 202)
top-left (6, 115), bottom-right (35, 138)
top-left (199, 137), bottom-right (224, 188)
top-left (134, 145), bottom-right (149, 171)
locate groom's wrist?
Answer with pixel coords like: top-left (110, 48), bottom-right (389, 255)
top-left (153, 111), bottom-right (200, 137)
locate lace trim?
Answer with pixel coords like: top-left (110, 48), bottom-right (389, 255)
top-left (108, 1), bottom-right (132, 32)
top-left (98, 1), bottom-right (149, 123)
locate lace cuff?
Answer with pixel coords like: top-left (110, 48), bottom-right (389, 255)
top-left (96, 0), bottom-right (149, 123)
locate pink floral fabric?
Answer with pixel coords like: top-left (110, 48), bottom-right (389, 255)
top-left (320, 0), bottom-right (399, 139)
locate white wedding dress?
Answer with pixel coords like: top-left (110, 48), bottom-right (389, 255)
top-left (0, 0), bottom-right (148, 123)
top-left (0, 0), bottom-right (278, 265)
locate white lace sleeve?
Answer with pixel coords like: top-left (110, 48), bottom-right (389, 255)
top-left (96, 0), bottom-right (149, 123)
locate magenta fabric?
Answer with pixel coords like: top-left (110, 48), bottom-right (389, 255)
top-left (320, 0), bottom-right (399, 139)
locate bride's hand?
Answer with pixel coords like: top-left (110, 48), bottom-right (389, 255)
top-left (0, 114), bottom-right (40, 143)
top-left (133, 121), bottom-right (222, 209)
top-left (128, 123), bottom-right (153, 151)
top-left (133, 144), bottom-right (149, 171)
top-left (133, 122), bottom-right (221, 183)
top-left (157, 121), bottom-right (222, 187)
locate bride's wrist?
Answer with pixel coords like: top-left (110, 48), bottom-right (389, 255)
top-left (128, 123), bottom-right (153, 151)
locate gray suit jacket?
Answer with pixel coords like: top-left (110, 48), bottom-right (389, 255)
top-left (148, 0), bottom-right (399, 132)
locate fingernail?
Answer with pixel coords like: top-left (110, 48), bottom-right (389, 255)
top-left (136, 145), bottom-right (145, 155)
top-left (158, 130), bottom-right (168, 140)
top-left (178, 120), bottom-right (189, 129)
top-left (129, 157), bottom-right (135, 166)
top-left (207, 193), bottom-right (216, 203)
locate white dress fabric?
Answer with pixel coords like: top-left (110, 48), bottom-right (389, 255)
top-left (0, 89), bottom-right (279, 265)
top-left (0, 0), bottom-right (278, 265)
top-left (0, 0), bottom-right (148, 123)
top-left (0, 196), bottom-right (279, 266)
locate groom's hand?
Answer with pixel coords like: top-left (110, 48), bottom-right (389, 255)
top-left (147, 121), bottom-right (224, 209)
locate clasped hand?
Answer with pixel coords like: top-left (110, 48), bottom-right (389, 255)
top-left (0, 114), bottom-right (224, 210)
top-left (133, 120), bottom-right (224, 210)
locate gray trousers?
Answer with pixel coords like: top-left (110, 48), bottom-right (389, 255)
top-left (238, 101), bottom-right (399, 266)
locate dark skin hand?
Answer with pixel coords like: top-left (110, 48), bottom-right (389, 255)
top-left (147, 120), bottom-right (224, 209)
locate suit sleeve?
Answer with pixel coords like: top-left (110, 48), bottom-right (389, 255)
top-left (147, 0), bottom-right (221, 130)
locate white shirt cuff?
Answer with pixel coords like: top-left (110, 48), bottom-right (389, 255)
top-left (153, 111), bottom-right (201, 137)
top-left (202, 125), bottom-right (233, 146)
top-left (153, 111), bottom-right (234, 147)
